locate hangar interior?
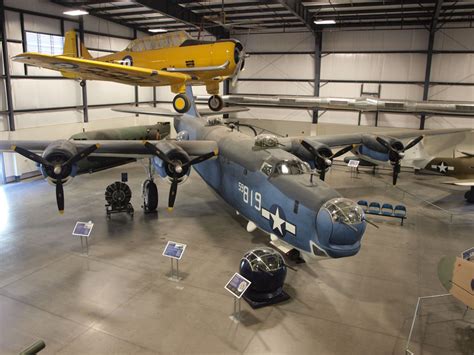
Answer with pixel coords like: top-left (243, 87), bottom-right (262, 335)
top-left (0, 1), bottom-right (473, 354)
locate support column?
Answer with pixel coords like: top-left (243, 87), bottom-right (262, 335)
top-left (313, 31), bottom-right (322, 124)
top-left (79, 17), bottom-right (88, 123)
top-left (1, 0), bottom-right (15, 131)
top-left (420, 0), bottom-right (443, 130)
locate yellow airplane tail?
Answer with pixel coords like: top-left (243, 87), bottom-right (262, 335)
top-left (63, 30), bottom-right (92, 59)
top-left (61, 30), bottom-right (92, 79)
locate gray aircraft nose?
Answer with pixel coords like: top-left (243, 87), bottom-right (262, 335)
top-left (315, 197), bottom-right (366, 258)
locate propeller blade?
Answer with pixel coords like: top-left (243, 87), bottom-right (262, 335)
top-left (404, 135), bottom-right (424, 151)
top-left (12, 145), bottom-right (52, 166)
top-left (319, 168), bottom-right (326, 181)
top-left (393, 163), bottom-right (401, 185)
top-left (376, 137), bottom-right (391, 151)
top-left (332, 145), bottom-right (353, 159)
top-left (143, 142), bottom-right (173, 165)
top-left (231, 50), bottom-right (245, 87)
top-left (56, 180), bottom-right (65, 214)
top-left (300, 140), bottom-right (317, 156)
top-left (185, 150), bottom-right (217, 168)
top-left (64, 144), bottom-right (100, 166)
top-left (168, 175), bottom-right (179, 211)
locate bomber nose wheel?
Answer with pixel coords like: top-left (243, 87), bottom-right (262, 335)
top-left (142, 179), bottom-right (158, 213)
top-left (208, 95), bottom-right (224, 111)
top-left (173, 94), bottom-right (191, 113)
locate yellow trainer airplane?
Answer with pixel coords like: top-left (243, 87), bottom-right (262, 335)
top-left (13, 30), bottom-right (245, 113)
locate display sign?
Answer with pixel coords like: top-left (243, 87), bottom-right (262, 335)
top-left (225, 272), bottom-right (251, 299)
top-left (461, 247), bottom-right (474, 261)
top-left (162, 241), bottom-right (187, 260)
top-left (72, 221), bottom-right (94, 237)
top-left (347, 159), bottom-right (360, 168)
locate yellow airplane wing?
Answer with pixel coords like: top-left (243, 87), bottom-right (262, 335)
top-left (13, 53), bottom-right (191, 86)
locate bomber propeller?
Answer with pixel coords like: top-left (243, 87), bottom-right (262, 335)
top-left (375, 135), bottom-right (423, 185)
top-left (301, 140), bottom-right (353, 181)
top-left (144, 142), bottom-right (217, 210)
top-left (11, 143), bottom-right (100, 213)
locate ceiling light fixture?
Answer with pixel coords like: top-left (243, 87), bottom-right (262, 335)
top-left (63, 10), bottom-right (89, 16)
top-left (314, 19), bottom-right (336, 25)
top-left (149, 29), bottom-right (168, 33)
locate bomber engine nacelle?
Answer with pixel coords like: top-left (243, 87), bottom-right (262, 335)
top-left (40, 140), bottom-right (80, 184)
top-left (298, 139), bottom-right (353, 181)
top-left (144, 141), bottom-right (217, 210)
top-left (359, 135), bottom-right (402, 162)
top-left (358, 134), bottom-right (423, 185)
top-left (151, 141), bottom-right (191, 180)
top-left (12, 140), bottom-right (99, 213)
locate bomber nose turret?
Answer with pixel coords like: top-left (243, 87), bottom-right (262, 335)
top-left (314, 198), bottom-right (366, 258)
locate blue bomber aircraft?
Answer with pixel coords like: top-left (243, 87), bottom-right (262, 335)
top-left (0, 87), bottom-right (467, 261)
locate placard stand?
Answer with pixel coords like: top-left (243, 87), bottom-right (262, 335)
top-left (169, 258), bottom-right (181, 282)
top-left (230, 296), bottom-right (242, 323)
top-left (80, 235), bottom-right (89, 255)
top-left (72, 221), bottom-right (94, 256)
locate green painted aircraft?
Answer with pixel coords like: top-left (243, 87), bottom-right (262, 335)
top-left (417, 152), bottom-right (474, 203)
top-left (70, 122), bottom-right (170, 175)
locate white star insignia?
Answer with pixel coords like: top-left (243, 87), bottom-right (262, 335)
top-left (270, 207), bottom-right (285, 234)
top-left (438, 161), bottom-right (448, 173)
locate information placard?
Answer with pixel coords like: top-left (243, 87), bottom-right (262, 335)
top-left (225, 273), bottom-right (251, 299)
top-left (461, 247), bottom-right (474, 261)
top-left (347, 159), bottom-right (360, 168)
top-left (72, 221), bottom-right (94, 237)
top-left (162, 241), bottom-right (187, 260)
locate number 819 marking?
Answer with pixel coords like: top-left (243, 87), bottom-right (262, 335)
top-left (238, 182), bottom-right (261, 211)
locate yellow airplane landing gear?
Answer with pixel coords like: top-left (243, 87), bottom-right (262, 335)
top-left (208, 95), bottom-right (224, 111)
top-left (173, 93), bottom-right (191, 113)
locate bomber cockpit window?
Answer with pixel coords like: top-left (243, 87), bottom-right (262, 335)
top-left (274, 160), bottom-right (310, 175)
top-left (261, 162), bottom-right (273, 176)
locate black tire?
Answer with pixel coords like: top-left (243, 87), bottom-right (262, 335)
top-left (143, 179), bottom-right (158, 212)
top-left (465, 190), bottom-right (474, 203)
top-left (80, 80), bottom-right (86, 87)
top-left (208, 95), bottom-right (224, 111)
top-left (173, 94), bottom-right (191, 113)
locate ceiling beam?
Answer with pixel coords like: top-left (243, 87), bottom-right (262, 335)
top-left (303, 0), bottom-right (437, 9)
top-left (133, 0), bottom-right (229, 38)
top-left (278, 0), bottom-right (314, 30)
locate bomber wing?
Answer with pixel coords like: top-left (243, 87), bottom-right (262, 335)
top-left (281, 128), bottom-right (470, 148)
top-left (12, 53), bottom-right (191, 86)
top-left (0, 139), bottom-right (218, 158)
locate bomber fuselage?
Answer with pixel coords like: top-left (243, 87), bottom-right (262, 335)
top-left (174, 115), bottom-right (366, 259)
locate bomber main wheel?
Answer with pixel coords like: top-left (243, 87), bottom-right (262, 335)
top-left (173, 94), bottom-right (191, 113)
top-left (465, 188), bottom-right (474, 203)
top-left (143, 179), bottom-right (158, 212)
top-left (208, 95), bottom-right (224, 111)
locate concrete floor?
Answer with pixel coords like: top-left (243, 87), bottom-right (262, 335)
top-left (0, 162), bottom-right (473, 354)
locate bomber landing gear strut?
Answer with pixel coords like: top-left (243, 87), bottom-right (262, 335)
top-left (465, 186), bottom-right (474, 203)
